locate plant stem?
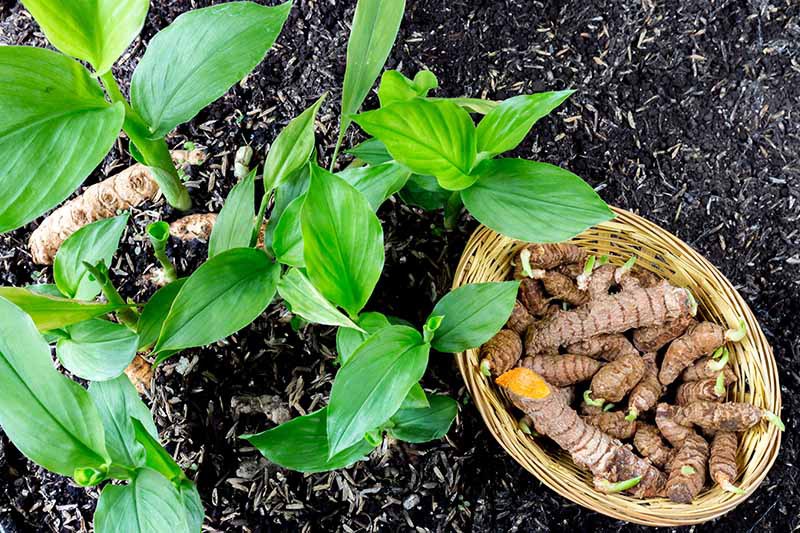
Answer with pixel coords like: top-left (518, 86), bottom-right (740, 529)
top-left (252, 193), bottom-right (270, 248)
top-left (147, 222), bottom-right (177, 283)
top-left (99, 71), bottom-right (192, 211)
top-left (84, 261), bottom-right (139, 330)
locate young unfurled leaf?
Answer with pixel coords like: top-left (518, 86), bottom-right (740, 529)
top-left (130, 418), bottom-right (184, 484)
top-left (335, 311), bottom-right (392, 365)
top-left (398, 173), bottom-right (451, 211)
top-left (335, 161), bottom-right (411, 211)
top-left (354, 99), bottom-right (478, 190)
top-left (94, 468), bottom-right (190, 533)
top-left (302, 165), bottom-right (384, 317)
top-left (57, 319), bottom-right (139, 381)
top-left (155, 248), bottom-right (280, 354)
top-left (244, 408), bottom-right (376, 473)
top-left (336, 0), bottom-right (406, 152)
top-left (263, 164), bottom-right (310, 253)
top-left (429, 281), bottom-right (519, 352)
top-left (20, 0), bottom-right (148, 75)
top-left (346, 138), bottom-right (392, 166)
top-left (388, 394), bottom-right (458, 443)
top-left (327, 326), bottom-right (429, 456)
top-left (0, 297), bottom-right (109, 478)
top-left (54, 214), bottom-right (128, 300)
top-left (208, 169), bottom-right (257, 259)
top-left (0, 47), bottom-right (124, 233)
top-left (377, 69), bottom-right (438, 107)
top-left (461, 158), bottom-right (614, 243)
top-left (277, 268), bottom-right (361, 330)
top-left (263, 95), bottom-right (325, 194)
top-left (88, 375), bottom-right (157, 470)
top-left (272, 194), bottom-right (306, 267)
top-left (0, 287), bottom-right (126, 332)
top-left (137, 279), bottom-right (186, 351)
top-left (131, 1), bottom-right (291, 138)
top-left (476, 90), bottom-right (574, 156)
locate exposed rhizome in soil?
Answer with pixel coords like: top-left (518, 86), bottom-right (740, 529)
top-left (1, 0), bottom-right (799, 531)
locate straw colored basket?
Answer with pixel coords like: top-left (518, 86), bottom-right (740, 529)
top-left (453, 207), bottom-right (782, 526)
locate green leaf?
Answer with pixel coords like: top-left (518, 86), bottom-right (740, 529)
top-left (263, 95), bottom-right (325, 194)
top-left (155, 248), bottom-right (280, 353)
top-left (130, 1), bottom-right (291, 139)
top-left (137, 279), bottom-right (186, 350)
top-left (57, 319), bottom-right (139, 381)
top-left (208, 169), bottom-right (256, 259)
top-left (263, 164), bottom-right (310, 253)
top-left (388, 394), bottom-right (457, 443)
top-left (26, 283), bottom-right (64, 298)
top-left (327, 325), bottom-right (429, 456)
top-left (54, 214), bottom-right (128, 300)
top-left (277, 268), bottom-right (361, 330)
top-left (345, 138), bottom-right (392, 165)
top-left (438, 97), bottom-right (499, 115)
top-left (20, 0), bottom-right (147, 75)
top-left (177, 480), bottom-right (204, 533)
top-left (302, 165), bottom-right (384, 317)
top-left (461, 158), bottom-right (614, 242)
top-left (377, 70), bottom-right (438, 107)
top-left (0, 287), bottom-right (125, 332)
top-left (272, 194), bottom-right (305, 267)
top-left (399, 383), bottom-right (429, 410)
top-left (397, 173), bottom-right (451, 211)
top-left (243, 408), bottom-right (376, 473)
top-left (336, 162), bottom-right (411, 211)
top-left (0, 297), bottom-right (109, 477)
top-left (354, 99), bottom-right (477, 190)
top-left (94, 468), bottom-right (189, 533)
top-left (476, 90), bottom-right (574, 156)
top-left (335, 311), bottom-right (392, 365)
top-left (429, 281), bottom-right (519, 352)
top-left (130, 418), bottom-right (184, 484)
top-left (0, 46), bottom-right (124, 233)
top-left (88, 375), bottom-right (157, 470)
top-left (338, 0), bottom-right (406, 140)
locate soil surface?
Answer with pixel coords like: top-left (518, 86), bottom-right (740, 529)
top-left (1, 0), bottom-right (799, 531)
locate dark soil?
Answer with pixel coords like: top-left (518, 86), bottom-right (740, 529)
top-left (1, 0), bottom-right (799, 531)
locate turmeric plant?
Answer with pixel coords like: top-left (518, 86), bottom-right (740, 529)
top-left (0, 0), bottom-right (290, 233)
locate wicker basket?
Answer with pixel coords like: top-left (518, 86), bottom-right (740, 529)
top-left (453, 207), bottom-right (782, 526)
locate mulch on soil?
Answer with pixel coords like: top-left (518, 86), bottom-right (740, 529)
top-left (1, 0), bottom-right (799, 531)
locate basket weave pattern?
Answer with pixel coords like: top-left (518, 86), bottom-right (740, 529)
top-left (453, 208), bottom-right (782, 526)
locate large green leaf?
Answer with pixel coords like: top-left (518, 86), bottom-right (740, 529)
top-left (335, 311), bottom-right (391, 365)
top-left (0, 287), bottom-right (124, 332)
top-left (302, 165), bottom-right (384, 317)
top-left (57, 319), bottom-right (139, 381)
top-left (354, 99), bottom-right (477, 190)
top-left (327, 325), bottom-right (429, 456)
top-left (0, 46), bottom-right (124, 233)
top-left (54, 214), bottom-right (128, 300)
top-left (263, 95), bottom-right (324, 194)
top-left (338, 0), bottom-right (406, 142)
top-left (88, 375), bottom-right (157, 470)
top-left (277, 268), bottom-right (361, 330)
top-left (461, 158), bottom-right (614, 242)
top-left (130, 1), bottom-right (291, 139)
top-left (94, 468), bottom-right (189, 533)
top-left (20, 0), bottom-right (148, 74)
top-left (476, 91), bottom-right (574, 156)
top-left (272, 194), bottom-right (305, 267)
top-left (429, 281), bottom-right (519, 353)
top-left (137, 279), bottom-right (186, 350)
top-left (155, 248), bottom-right (279, 353)
top-left (208, 169), bottom-right (256, 259)
top-left (335, 162), bottom-right (411, 211)
top-left (243, 408), bottom-right (375, 473)
top-left (0, 297), bottom-right (109, 478)
top-left (388, 394), bottom-right (457, 443)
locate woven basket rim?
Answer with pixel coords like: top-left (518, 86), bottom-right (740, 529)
top-left (453, 207), bottom-right (782, 526)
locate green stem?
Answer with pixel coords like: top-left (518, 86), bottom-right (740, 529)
top-left (596, 475), bottom-right (642, 494)
top-left (99, 71), bottom-right (191, 211)
top-left (252, 193), bottom-right (270, 248)
top-left (147, 222), bottom-right (177, 283)
top-left (480, 359), bottom-right (491, 377)
top-left (583, 390), bottom-right (605, 407)
top-left (84, 261), bottom-right (139, 330)
top-left (329, 129), bottom-right (346, 172)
